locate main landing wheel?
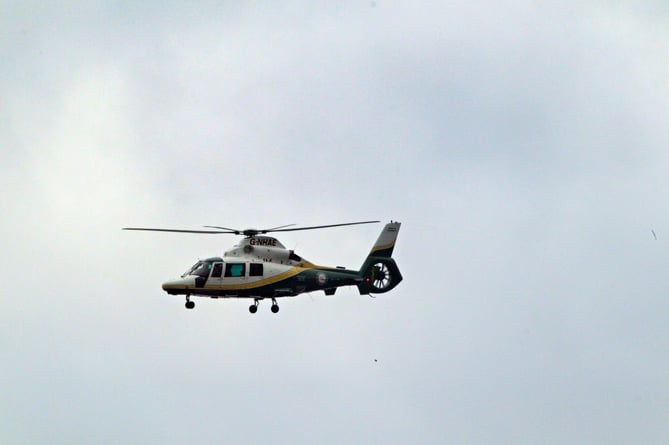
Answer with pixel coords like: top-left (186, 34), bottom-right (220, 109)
top-left (249, 304), bottom-right (258, 314)
top-left (271, 298), bottom-right (280, 314)
top-left (185, 300), bottom-right (195, 309)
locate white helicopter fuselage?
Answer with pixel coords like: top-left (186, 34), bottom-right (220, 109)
top-left (161, 236), bottom-right (355, 298)
top-left (125, 221), bottom-right (403, 312)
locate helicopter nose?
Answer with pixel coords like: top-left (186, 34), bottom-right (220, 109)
top-left (162, 278), bottom-right (191, 294)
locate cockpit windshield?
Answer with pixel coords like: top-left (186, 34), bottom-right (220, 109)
top-left (182, 261), bottom-right (213, 278)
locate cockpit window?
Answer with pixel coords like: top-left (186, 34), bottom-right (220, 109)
top-left (182, 261), bottom-right (212, 278)
top-left (182, 262), bottom-right (199, 277)
top-left (193, 262), bottom-right (212, 277)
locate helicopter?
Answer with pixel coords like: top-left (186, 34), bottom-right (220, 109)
top-left (123, 220), bottom-right (403, 313)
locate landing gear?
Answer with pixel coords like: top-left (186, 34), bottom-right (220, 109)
top-left (185, 296), bottom-right (195, 310)
top-left (248, 298), bottom-right (280, 314)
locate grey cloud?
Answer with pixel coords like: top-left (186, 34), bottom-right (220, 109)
top-left (2, 1), bottom-right (669, 444)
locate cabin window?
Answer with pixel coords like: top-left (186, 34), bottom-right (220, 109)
top-left (249, 263), bottom-right (263, 277)
top-left (211, 262), bottom-right (223, 278)
top-left (225, 263), bottom-right (246, 277)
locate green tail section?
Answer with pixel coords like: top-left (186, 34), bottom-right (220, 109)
top-left (357, 222), bottom-right (403, 295)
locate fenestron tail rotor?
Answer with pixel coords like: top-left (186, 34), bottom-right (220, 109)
top-left (123, 220), bottom-right (380, 237)
top-left (372, 263), bottom-right (392, 290)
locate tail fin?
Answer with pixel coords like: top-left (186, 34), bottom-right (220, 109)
top-left (357, 221), bottom-right (403, 295)
top-left (367, 221), bottom-right (401, 258)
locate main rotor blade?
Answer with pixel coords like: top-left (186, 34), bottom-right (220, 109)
top-left (203, 225), bottom-right (240, 232)
top-left (123, 221), bottom-right (380, 236)
top-left (265, 224), bottom-right (297, 231)
top-left (202, 225), bottom-right (298, 235)
top-left (265, 220), bottom-right (380, 233)
top-left (122, 227), bottom-right (236, 234)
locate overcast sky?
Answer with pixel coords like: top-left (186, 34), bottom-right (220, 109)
top-left (2, 1), bottom-right (669, 444)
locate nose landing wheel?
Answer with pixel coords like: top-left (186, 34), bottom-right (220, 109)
top-left (185, 296), bottom-right (195, 309)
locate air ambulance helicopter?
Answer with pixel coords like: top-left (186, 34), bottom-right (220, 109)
top-left (123, 220), bottom-right (402, 313)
